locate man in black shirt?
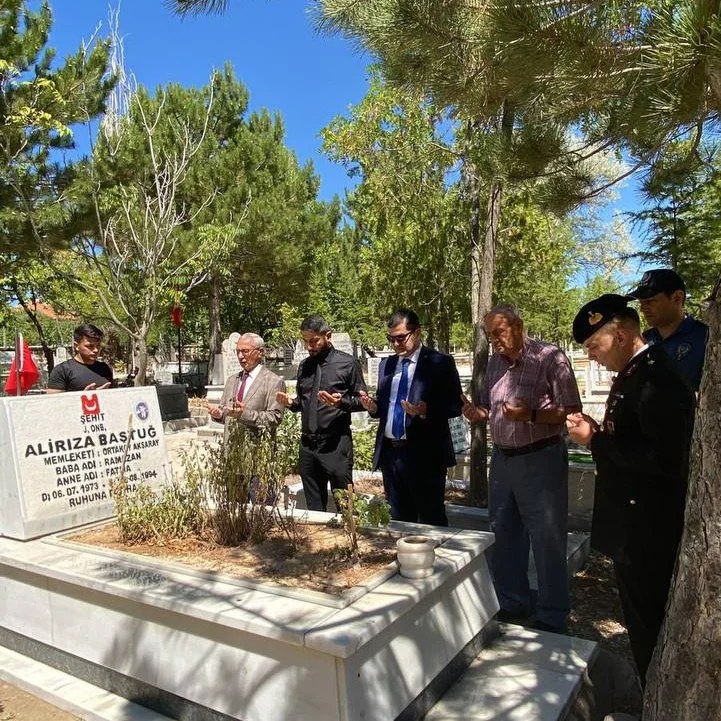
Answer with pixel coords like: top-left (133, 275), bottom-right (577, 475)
top-left (47, 323), bottom-right (113, 393)
top-left (276, 315), bottom-right (367, 512)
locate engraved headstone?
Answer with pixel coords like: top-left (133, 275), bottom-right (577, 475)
top-left (293, 339), bottom-right (309, 365)
top-left (55, 346), bottom-right (68, 363)
top-left (332, 332), bottom-right (354, 356)
top-left (0, 387), bottom-right (170, 540)
top-left (220, 332), bottom-right (242, 381)
top-left (366, 357), bottom-right (381, 388)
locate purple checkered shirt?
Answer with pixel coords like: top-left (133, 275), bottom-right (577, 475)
top-left (481, 337), bottom-right (581, 449)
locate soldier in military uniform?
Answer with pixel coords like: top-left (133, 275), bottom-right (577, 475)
top-left (566, 294), bottom-right (694, 686)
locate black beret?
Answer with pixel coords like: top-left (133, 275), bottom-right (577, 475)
top-left (572, 294), bottom-right (632, 344)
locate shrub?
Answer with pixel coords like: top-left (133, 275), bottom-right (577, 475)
top-left (352, 427), bottom-right (376, 471)
top-left (111, 473), bottom-right (208, 544)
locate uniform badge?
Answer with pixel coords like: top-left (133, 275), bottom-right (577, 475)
top-left (676, 342), bottom-right (691, 360)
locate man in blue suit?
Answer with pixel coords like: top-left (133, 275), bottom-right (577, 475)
top-left (360, 309), bottom-right (463, 526)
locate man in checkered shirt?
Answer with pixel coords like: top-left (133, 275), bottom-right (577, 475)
top-left (463, 304), bottom-right (581, 633)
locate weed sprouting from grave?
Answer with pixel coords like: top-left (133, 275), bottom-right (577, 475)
top-left (332, 486), bottom-right (391, 564)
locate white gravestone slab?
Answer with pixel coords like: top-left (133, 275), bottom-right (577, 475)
top-left (220, 332), bottom-right (242, 382)
top-left (365, 352), bottom-right (393, 389)
top-left (0, 387), bottom-right (170, 540)
top-left (332, 332), bottom-right (354, 356)
top-left (293, 339), bottom-right (309, 365)
top-left (366, 357), bottom-right (381, 388)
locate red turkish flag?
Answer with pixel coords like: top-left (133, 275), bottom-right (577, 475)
top-left (4, 335), bottom-right (40, 395)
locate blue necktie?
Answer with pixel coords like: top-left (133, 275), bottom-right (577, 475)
top-left (392, 358), bottom-right (411, 439)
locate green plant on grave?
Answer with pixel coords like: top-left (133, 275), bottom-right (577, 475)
top-left (333, 486), bottom-right (391, 563)
top-left (351, 427), bottom-right (376, 472)
top-left (201, 419), bottom-right (288, 546)
top-left (110, 472), bottom-right (209, 544)
top-left (272, 410), bottom-right (302, 476)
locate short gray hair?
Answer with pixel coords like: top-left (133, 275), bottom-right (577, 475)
top-left (484, 304), bottom-right (523, 325)
top-left (238, 332), bottom-right (265, 349)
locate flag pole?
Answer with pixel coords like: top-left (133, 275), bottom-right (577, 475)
top-left (14, 332), bottom-right (22, 397)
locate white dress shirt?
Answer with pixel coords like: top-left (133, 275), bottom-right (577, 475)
top-left (384, 345), bottom-right (422, 439)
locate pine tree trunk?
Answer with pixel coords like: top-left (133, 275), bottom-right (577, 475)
top-left (468, 180), bottom-right (501, 507)
top-left (643, 284), bottom-right (721, 721)
top-left (207, 276), bottom-right (222, 384)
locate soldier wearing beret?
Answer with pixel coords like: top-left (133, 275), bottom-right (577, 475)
top-left (627, 268), bottom-right (708, 390)
top-left (566, 294), bottom-right (694, 686)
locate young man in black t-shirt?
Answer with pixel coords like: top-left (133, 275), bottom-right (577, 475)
top-left (47, 323), bottom-right (113, 393)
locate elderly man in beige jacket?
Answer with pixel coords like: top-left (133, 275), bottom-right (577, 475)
top-left (207, 333), bottom-right (285, 433)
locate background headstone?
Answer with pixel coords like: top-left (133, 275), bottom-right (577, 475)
top-left (0, 387), bottom-right (170, 540)
top-left (293, 339), bottom-right (309, 365)
top-left (332, 332), bottom-right (354, 356)
top-left (220, 332), bottom-right (242, 381)
top-left (366, 356), bottom-right (381, 388)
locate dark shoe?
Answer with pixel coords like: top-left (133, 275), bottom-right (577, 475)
top-left (496, 608), bottom-right (532, 624)
top-left (531, 620), bottom-right (567, 634)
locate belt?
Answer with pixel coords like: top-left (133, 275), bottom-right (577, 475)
top-left (383, 437), bottom-right (408, 448)
top-left (302, 431), bottom-right (344, 441)
top-left (495, 435), bottom-right (561, 457)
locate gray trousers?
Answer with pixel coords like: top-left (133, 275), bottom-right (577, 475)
top-left (489, 439), bottom-right (569, 628)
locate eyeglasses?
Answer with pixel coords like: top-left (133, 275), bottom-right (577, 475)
top-left (236, 347), bottom-right (259, 356)
top-left (386, 331), bottom-right (414, 344)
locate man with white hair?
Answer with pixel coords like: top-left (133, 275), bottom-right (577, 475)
top-left (207, 332), bottom-right (285, 432)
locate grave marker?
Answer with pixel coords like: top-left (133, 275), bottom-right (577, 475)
top-left (220, 332), bottom-right (242, 381)
top-left (0, 387), bottom-right (169, 540)
top-left (293, 339), bottom-right (309, 365)
top-left (332, 332), bottom-right (354, 356)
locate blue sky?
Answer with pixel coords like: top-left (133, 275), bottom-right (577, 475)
top-left (44, 0), bottom-right (647, 284)
top-left (47, 0), bottom-right (371, 201)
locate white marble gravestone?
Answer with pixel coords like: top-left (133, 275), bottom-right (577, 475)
top-left (366, 356), bottom-right (381, 387)
top-left (220, 332), bottom-right (242, 382)
top-left (332, 331), bottom-right (354, 356)
top-left (0, 387), bottom-right (170, 540)
top-left (292, 339), bottom-right (309, 365)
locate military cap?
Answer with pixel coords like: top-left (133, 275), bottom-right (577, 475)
top-left (572, 294), bottom-right (631, 344)
top-left (627, 268), bottom-right (685, 299)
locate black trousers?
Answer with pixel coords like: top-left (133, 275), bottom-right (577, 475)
top-left (299, 433), bottom-right (353, 512)
top-left (379, 440), bottom-right (448, 526)
top-left (613, 532), bottom-right (680, 685)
